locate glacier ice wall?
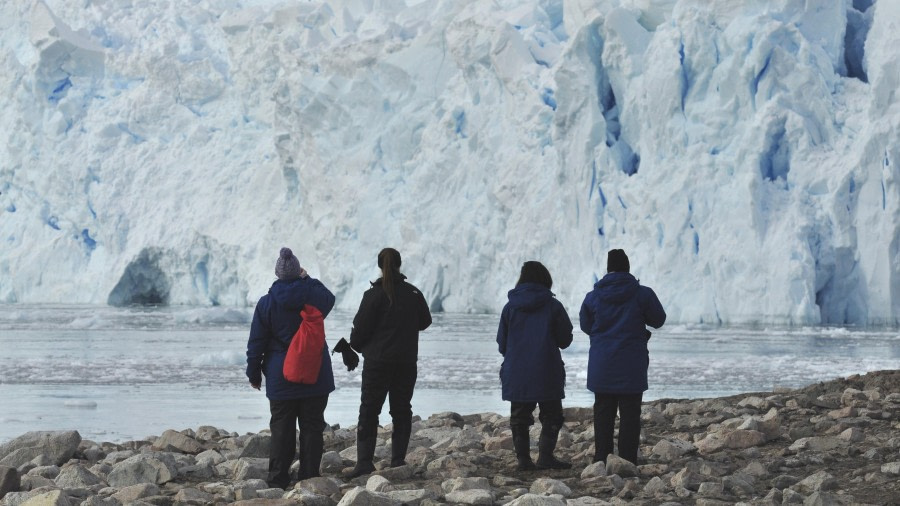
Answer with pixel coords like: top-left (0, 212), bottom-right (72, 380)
top-left (1, 0), bottom-right (898, 324)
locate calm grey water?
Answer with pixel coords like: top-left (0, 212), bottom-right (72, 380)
top-left (1, 305), bottom-right (898, 443)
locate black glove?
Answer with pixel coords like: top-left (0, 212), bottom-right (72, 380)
top-left (332, 337), bottom-right (360, 371)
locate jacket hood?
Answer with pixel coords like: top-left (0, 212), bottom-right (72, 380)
top-left (594, 272), bottom-right (639, 304)
top-left (507, 283), bottom-right (554, 312)
top-left (268, 278), bottom-right (308, 310)
top-left (370, 272), bottom-right (407, 286)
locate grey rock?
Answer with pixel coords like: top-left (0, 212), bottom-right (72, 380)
top-left (111, 483), bottom-right (160, 503)
top-left (441, 477), bottom-right (491, 493)
top-left (238, 434), bottom-right (270, 459)
top-left (580, 461), bottom-right (607, 479)
top-left (173, 487), bottom-right (215, 504)
top-left (565, 497), bottom-right (611, 505)
top-left (445, 489), bottom-right (494, 505)
top-left (881, 461), bottom-right (900, 475)
top-left (605, 455), bottom-right (638, 478)
top-left (365, 475), bottom-right (392, 492)
top-left (21, 474), bottom-right (55, 490)
top-left (195, 450), bottom-right (225, 467)
top-left (106, 455), bottom-right (174, 488)
top-left (256, 488), bottom-right (287, 499)
top-left (0, 432), bottom-right (82, 468)
top-left (150, 430), bottom-right (202, 454)
top-left (772, 474), bottom-right (800, 489)
top-left (54, 464), bottom-right (105, 489)
top-left (651, 438), bottom-right (695, 460)
top-left (530, 478), bottom-right (571, 497)
top-left (320, 451), bottom-right (344, 474)
top-left (1, 465), bottom-right (21, 499)
top-left (79, 496), bottom-right (121, 506)
top-left (27, 467), bottom-right (60, 480)
top-left (697, 481), bottom-right (723, 496)
top-left (232, 458), bottom-right (269, 481)
top-left (296, 476), bottom-right (341, 496)
top-left (788, 437), bottom-right (846, 453)
top-left (386, 488), bottom-right (435, 505)
top-left (793, 470), bottom-right (837, 494)
top-left (722, 474), bottom-right (755, 496)
top-left (803, 491), bottom-right (844, 506)
top-left (506, 493), bottom-right (566, 506)
top-left (643, 476), bottom-right (667, 495)
top-left (372, 464), bottom-right (414, 481)
top-left (18, 489), bottom-right (71, 506)
top-left (670, 467), bottom-right (703, 491)
top-left (335, 486), bottom-right (394, 506)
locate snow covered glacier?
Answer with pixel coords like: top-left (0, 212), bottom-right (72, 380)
top-left (1, 0), bottom-right (898, 324)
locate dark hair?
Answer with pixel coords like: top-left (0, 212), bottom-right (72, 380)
top-left (516, 261), bottom-right (552, 289)
top-left (377, 248), bottom-right (402, 304)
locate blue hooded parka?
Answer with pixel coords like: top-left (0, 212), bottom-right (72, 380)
top-left (246, 277), bottom-right (336, 400)
top-left (579, 272), bottom-right (666, 394)
top-left (497, 283), bottom-right (574, 402)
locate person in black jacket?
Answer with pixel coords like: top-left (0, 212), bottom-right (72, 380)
top-left (346, 247), bottom-right (432, 478)
top-left (497, 261), bottom-right (573, 471)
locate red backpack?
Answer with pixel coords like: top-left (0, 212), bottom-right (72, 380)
top-left (282, 304), bottom-right (325, 384)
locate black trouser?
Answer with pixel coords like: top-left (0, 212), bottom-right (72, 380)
top-left (268, 394), bottom-right (328, 488)
top-left (509, 400), bottom-right (564, 428)
top-left (593, 392), bottom-right (642, 464)
top-left (357, 360), bottom-right (417, 441)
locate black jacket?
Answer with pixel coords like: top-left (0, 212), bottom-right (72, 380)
top-left (350, 275), bottom-right (432, 364)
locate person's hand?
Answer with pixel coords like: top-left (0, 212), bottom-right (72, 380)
top-left (332, 338), bottom-right (360, 371)
top-left (250, 381), bottom-right (261, 390)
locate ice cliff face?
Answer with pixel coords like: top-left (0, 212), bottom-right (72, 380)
top-left (1, 0), bottom-right (898, 324)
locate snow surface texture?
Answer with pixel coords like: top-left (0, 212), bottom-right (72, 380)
top-left (1, 0), bottom-right (898, 324)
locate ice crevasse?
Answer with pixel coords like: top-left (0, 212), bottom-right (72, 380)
top-left (0, 0), bottom-right (898, 325)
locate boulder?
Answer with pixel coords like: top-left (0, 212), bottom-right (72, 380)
top-left (335, 486), bottom-right (394, 506)
top-left (605, 455), bottom-right (638, 477)
top-left (19, 489), bottom-right (71, 506)
top-left (111, 483), bottom-right (160, 503)
top-left (580, 461), bottom-right (607, 479)
top-left (53, 464), bottom-right (104, 489)
top-left (237, 434), bottom-right (270, 459)
top-left (174, 487), bottom-right (215, 504)
top-left (150, 430), bottom-right (203, 454)
top-left (296, 476), bottom-right (341, 496)
top-left (0, 432), bottom-right (81, 468)
top-left (793, 471), bottom-right (837, 494)
top-left (530, 478), bottom-right (571, 497)
top-left (441, 476), bottom-right (491, 493)
top-left (505, 493), bottom-right (566, 505)
top-left (106, 454), bottom-right (174, 487)
top-left (1, 465), bottom-right (21, 499)
top-left (445, 489), bottom-right (494, 505)
top-left (651, 438), bottom-right (695, 460)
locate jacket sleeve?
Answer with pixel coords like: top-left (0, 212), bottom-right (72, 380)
top-left (349, 288), bottom-right (379, 352)
top-left (496, 305), bottom-right (509, 356)
top-left (303, 277), bottom-right (336, 317)
top-left (579, 294), bottom-right (594, 335)
top-left (246, 301), bottom-right (269, 384)
top-left (416, 288), bottom-right (432, 331)
top-left (553, 300), bottom-right (574, 349)
top-left (641, 286), bottom-right (667, 329)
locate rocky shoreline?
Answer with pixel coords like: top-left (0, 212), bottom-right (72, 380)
top-left (1, 370), bottom-right (898, 506)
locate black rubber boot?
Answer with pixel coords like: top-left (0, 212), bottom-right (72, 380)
top-left (390, 421), bottom-right (412, 467)
top-left (299, 431), bottom-right (323, 479)
top-left (535, 425), bottom-right (572, 470)
top-left (511, 425), bottom-right (535, 471)
top-left (344, 431), bottom-right (377, 479)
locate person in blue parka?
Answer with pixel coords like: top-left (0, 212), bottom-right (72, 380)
top-left (580, 249), bottom-right (666, 465)
top-left (497, 261), bottom-right (574, 471)
top-left (246, 247), bottom-right (336, 489)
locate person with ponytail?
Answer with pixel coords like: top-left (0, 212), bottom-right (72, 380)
top-left (345, 247), bottom-right (432, 478)
top-left (497, 261), bottom-right (574, 471)
top-left (246, 247), bottom-right (336, 489)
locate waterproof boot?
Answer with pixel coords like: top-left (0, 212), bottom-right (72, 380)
top-left (511, 425), bottom-right (535, 471)
top-left (535, 425), bottom-right (572, 470)
top-left (344, 430), bottom-right (377, 479)
top-left (299, 431), bottom-right (324, 480)
top-left (390, 421), bottom-right (412, 467)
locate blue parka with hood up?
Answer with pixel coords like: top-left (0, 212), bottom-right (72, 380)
top-left (246, 277), bottom-right (336, 400)
top-left (579, 272), bottom-right (666, 394)
top-left (497, 283), bottom-right (574, 402)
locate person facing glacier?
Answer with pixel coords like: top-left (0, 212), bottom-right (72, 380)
top-left (580, 249), bottom-right (666, 465)
top-left (346, 247), bottom-right (433, 478)
top-left (497, 260), bottom-right (574, 471)
top-left (245, 247), bottom-right (336, 489)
